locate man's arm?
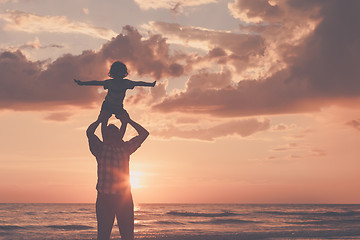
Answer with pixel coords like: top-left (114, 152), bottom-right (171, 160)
top-left (87, 112), bottom-right (111, 156)
top-left (74, 79), bottom-right (105, 86)
top-left (127, 114), bottom-right (149, 144)
top-left (86, 119), bottom-right (101, 139)
top-left (86, 119), bottom-right (102, 156)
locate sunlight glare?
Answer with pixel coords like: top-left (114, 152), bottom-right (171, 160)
top-left (130, 171), bottom-right (143, 189)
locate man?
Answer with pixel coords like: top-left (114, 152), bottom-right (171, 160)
top-left (86, 110), bottom-right (149, 240)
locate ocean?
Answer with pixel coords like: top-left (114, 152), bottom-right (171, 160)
top-left (1, 203), bottom-right (360, 240)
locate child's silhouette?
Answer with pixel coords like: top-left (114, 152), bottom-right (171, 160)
top-left (74, 61), bottom-right (155, 120)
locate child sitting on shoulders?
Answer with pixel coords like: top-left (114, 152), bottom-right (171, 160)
top-left (74, 61), bottom-right (155, 119)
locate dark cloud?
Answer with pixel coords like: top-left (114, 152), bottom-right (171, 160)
top-left (149, 21), bottom-right (266, 73)
top-left (153, 69), bottom-right (322, 117)
top-left (2, 1), bottom-right (359, 119)
top-left (0, 49), bottom-right (105, 110)
top-left (229, 0), bottom-right (283, 23)
top-left (101, 25), bottom-right (185, 80)
top-left (346, 119), bottom-right (360, 131)
top-left (229, 0), bottom-right (323, 24)
top-left (0, 26), bottom-right (186, 111)
top-left (154, 0), bottom-right (360, 117)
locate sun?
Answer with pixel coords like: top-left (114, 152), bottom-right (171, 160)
top-left (130, 171), bottom-right (143, 189)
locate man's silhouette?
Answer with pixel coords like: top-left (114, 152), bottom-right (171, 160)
top-left (86, 110), bottom-right (149, 240)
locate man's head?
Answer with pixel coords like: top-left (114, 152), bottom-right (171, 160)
top-left (103, 124), bottom-right (124, 144)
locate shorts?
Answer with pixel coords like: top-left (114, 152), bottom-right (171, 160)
top-left (101, 101), bottom-right (125, 115)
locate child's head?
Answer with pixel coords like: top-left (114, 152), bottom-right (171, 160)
top-left (108, 61), bottom-right (128, 78)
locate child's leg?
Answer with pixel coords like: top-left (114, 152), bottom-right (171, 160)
top-left (115, 109), bottom-right (127, 139)
top-left (99, 109), bottom-right (112, 140)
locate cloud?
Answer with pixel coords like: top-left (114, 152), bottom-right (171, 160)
top-left (82, 8), bottom-right (90, 15)
top-left (346, 119), bottom-right (360, 131)
top-left (228, 0), bottom-right (279, 23)
top-left (265, 142), bottom-right (326, 163)
top-left (2, 37), bottom-right (64, 51)
top-left (228, 0), bottom-right (322, 24)
top-left (271, 123), bottom-right (293, 131)
top-left (0, 10), bottom-right (117, 40)
top-left (271, 143), bottom-right (298, 152)
top-left (133, 0), bottom-right (218, 12)
top-left (151, 117), bottom-right (270, 141)
top-left (0, 50), bottom-right (106, 110)
top-left (148, 21), bottom-right (266, 74)
top-left (154, 1), bottom-right (360, 117)
top-left (0, 26), bottom-right (186, 111)
top-left (43, 112), bottom-right (74, 121)
top-left (101, 26), bottom-right (186, 80)
top-left (310, 148), bottom-right (326, 157)
top-left (2, 1), bottom-right (360, 121)
top-left (153, 68), bottom-right (320, 117)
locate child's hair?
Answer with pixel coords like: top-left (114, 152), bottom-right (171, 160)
top-left (108, 61), bottom-right (128, 78)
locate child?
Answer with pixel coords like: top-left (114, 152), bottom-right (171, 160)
top-left (74, 61), bottom-right (156, 119)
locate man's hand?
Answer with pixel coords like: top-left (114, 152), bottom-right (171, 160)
top-left (74, 79), bottom-right (83, 85)
top-left (98, 111), bottom-right (112, 122)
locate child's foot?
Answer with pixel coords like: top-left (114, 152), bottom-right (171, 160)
top-left (151, 81), bottom-right (156, 87)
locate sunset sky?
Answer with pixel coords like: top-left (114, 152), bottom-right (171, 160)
top-left (1, 0), bottom-right (360, 204)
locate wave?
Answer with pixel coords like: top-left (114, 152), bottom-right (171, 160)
top-left (78, 208), bottom-right (91, 211)
top-left (0, 225), bottom-right (24, 230)
top-left (166, 211), bottom-right (238, 217)
top-left (46, 225), bottom-right (93, 230)
top-left (321, 211), bottom-right (360, 217)
top-left (25, 212), bottom-right (37, 216)
top-left (156, 221), bottom-right (185, 225)
top-left (288, 218), bottom-right (360, 225)
top-left (190, 218), bottom-right (257, 225)
top-left (135, 229), bottom-right (360, 240)
top-left (255, 210), bottom-right (360, 217)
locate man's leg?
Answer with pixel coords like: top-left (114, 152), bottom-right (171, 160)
top-left (96, 193), bottom-right (116, 240)
top-left (115, 193), bottom-right (134, 240)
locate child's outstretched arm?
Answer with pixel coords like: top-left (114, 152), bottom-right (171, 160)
top-left (74, 79), bottom-right (105, 86)
top-left (133, 80), bottom-right (156, 87)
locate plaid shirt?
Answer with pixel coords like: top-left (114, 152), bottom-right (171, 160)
top-left (89, 136), bottom-right (142, 194)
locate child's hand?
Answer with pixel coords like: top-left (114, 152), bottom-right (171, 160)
top-left (151, 81), bottom-right (156, 87)
top-left (74, 79), bottom-right (83, 85)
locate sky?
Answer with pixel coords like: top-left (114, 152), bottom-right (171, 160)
top-left (0, 0), bottom-right (360, 204)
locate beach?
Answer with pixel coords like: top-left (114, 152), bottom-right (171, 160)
top-left (1, 203), bottom-right (360, 239)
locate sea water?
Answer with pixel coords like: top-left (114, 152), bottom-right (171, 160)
top-left (1, 203), bottom-right (360, 239)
